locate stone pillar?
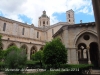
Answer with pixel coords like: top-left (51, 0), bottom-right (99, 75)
top-left (70, 48), bottom-right (77, 64)
top-left (87, 47), bottom-right (91, 64)
top-left (92, 0), bottom-right (100, 67)
top-left (27, 50), bottom-right (30, 60)
top-left (2, 41), bottom-right (8, 50)
top-left (67, 49), bottom-right (71, 64)
top-left (27, 45), bottom-right (31, 60)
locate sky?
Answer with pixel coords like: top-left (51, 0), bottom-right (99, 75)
top-left (0, 0), bottom-right (95, 27)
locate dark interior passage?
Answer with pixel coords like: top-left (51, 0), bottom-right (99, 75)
top-left (89, 42), bottom-right (99, 67)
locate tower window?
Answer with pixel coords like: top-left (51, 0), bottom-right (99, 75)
top-left (69, 19), bottom-right (70, 22)
top-left (37, 32), bottom-right (39, 38)
top-left (43, 21), bottom-right (45, 24)
top-left (22, 28), bottom-right (25, 35)
top-left (68, 14), bottom-right (70, 18)
top-left (3, 23), bottom-right (6, 31)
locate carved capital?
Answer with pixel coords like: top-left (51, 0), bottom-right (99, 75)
top-left (87, 46), bottom-right (90, 50)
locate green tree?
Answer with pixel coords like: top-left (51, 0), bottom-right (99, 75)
top-left (0, 35), bottom-right (2, 50)
top-left (31, 50), bottom-right (43, 68)
top-left (4, 46), bottom-right (27, 74)
top-left (0, 35), bottom-right (4, 61)
top-left (43, 38), bottom-right (67, 69)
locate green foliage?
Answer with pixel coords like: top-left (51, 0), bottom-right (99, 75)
top-left (0, 35), bottom-right (3, 61)
top-left (31, 50), bottom-right (43, 68)
top-left (0, 35), bottom-right (2, 50)
top-left (7, 71), bottom-right (83, 75)
top-left (5, 46), bottom-right (19, 56)
top-left (26, 60), bottom-right (42, 69)
top-left (43, 38), bottom-right (67, 68)
top-left (60, 64), bottom-right (93, 69)
top-left (26, 60), bottom-right (36, 65)
top-left (32, 50), bottom-right (43, 61)
top-left (0, 50), bottom-right (6, 61)
top-left (4, 46), bottom-right (27, 74)
top-left (11, 64), bottom-right (93, 75)
top-left (0, 61), bottom-right (5, 71)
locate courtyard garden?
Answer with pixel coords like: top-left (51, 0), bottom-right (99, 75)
top-left (0, 35), bottom-right (93, 75)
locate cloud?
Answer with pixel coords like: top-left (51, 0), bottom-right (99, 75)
top-left (0, 0), bottom-right (92, 26)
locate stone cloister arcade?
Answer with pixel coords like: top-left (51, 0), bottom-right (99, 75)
top-left (1, 40), bottom-right (44, 60)
top-left (76, 31), bottom-right (99, 67)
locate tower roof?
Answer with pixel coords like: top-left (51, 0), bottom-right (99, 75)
top-left (41, 10), bottom-right (48, 17)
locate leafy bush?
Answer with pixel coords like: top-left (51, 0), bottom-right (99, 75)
top-left (31, 50), bottom-right (43, 68)
top-left (43, 38), bottom-right (67, 69)
top-left (6, 71), bottom-right (84, 75)
top-left (0, 62), bottom-right (5, 71)
top-left (60, 64), bottom-right (93, 69)
top-left (26, 60), bottom-right (45, 69)
top-left (4, 46), bottom-right (27, 74)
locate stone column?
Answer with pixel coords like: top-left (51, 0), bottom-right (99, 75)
top-left (87, 47), bottom-right (91, 64)
top-left (92, 0), bottom-right (100, 67)
top-left (27, 50), bottom-right (30, 60)
top-left (27, 45), bottom-right (31, 60)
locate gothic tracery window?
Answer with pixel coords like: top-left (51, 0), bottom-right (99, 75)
top-left (78, 43), bottom-right (87, 60)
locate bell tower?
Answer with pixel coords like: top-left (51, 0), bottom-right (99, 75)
top-left (66, 9), bottom-right (75, 24)
top-left (38, 10), bottom-right (50, 27)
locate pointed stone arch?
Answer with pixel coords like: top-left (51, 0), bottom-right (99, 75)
top-left (20, 44), bottom-right (28, 54)
top-left (74, 30), bottom-right (97, 47)
top-left (8, 43), bottom-right (16, 48)
top-left (30, 46), bottom-right (37, 59)
top-left (77, 43), bottom-right (88, 64)
top-left (40, 46), bottom-right (44, 50)
top-left (0, 43), bottom-right (3, 50)
top-left (75, 31), bottom-right (98, 64)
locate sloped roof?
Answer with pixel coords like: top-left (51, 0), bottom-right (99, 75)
top-left (53, 22), bottom-right (95, 37)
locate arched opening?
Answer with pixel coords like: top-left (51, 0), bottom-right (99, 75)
top-left (89, 42), bottom-right (99, 67)
top-left (30, 46), bottom-right (37, 59)
top-left (40, 46), bottom-right (43, 50)
top-left (0, 43), bottom-right (3, 50)
top-left (43, 21), bottom-right (45, 24)
top-left (8, 43), bottom-right (16, 48)
top-left (78, 43), bottom-right (88, 64)
top-left (68, 14), bottom-right (70, 18)
top-left (21, 44), bottom-right (28, 54)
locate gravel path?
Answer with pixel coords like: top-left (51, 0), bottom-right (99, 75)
top-left (0, 72), bottom-right (5, 75)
